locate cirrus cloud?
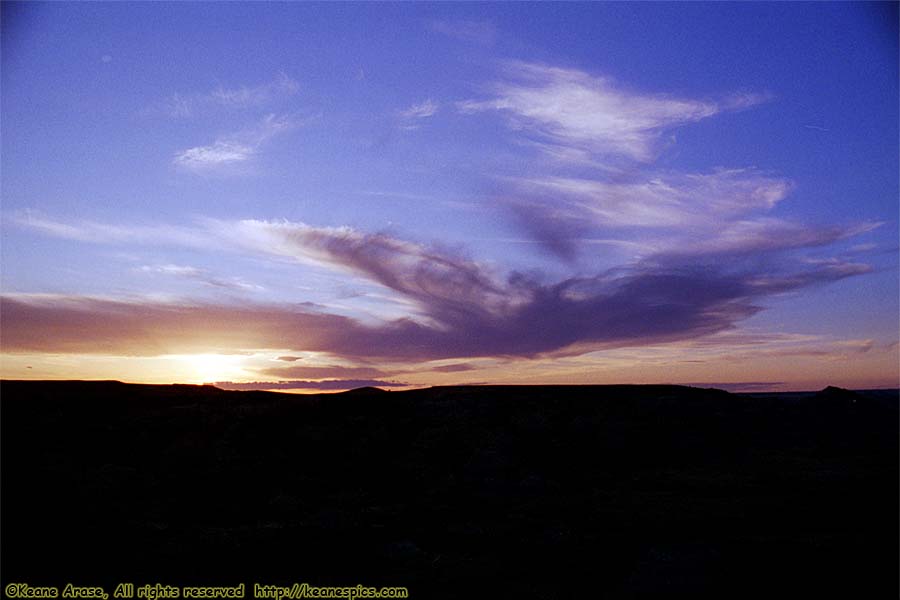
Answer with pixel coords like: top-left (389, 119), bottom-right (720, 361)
top-left (174, 113), bottom-right (303, 172)
top-left (459, 61), bottom-right (769, 162)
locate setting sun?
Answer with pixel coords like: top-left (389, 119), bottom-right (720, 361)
top-left (179, 353), bottom-right (245, 385)
top-left (1, 2), bottom-right (896, 596)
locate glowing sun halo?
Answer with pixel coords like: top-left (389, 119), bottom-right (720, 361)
top-left (182, 354), bottom-right (243, 384)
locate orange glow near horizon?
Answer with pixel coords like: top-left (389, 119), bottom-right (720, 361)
top-left (2, 336), bottom-right (898, 393)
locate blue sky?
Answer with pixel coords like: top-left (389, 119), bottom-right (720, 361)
top-left (2, 2), bottom-right (897, 391)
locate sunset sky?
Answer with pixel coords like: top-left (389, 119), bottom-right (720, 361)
top-left (2, 2), bottom-right (898, 392)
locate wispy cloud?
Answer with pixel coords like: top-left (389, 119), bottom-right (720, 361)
top-left (400, 99), bottom-right (440, 119)
top-left (428, 19), bottom-right (496, 46)
top-left (511, 169), bottom-right (792, 229)
top-left (174, 113), bottom-right (301, 172)
top-left (502, 168), bottom-right (795, 260)
top-left (666, 219), bottom-right (881, 259)
top-left (210, 72), bottom-right (299, 109)
top-left (459, 61), bottom-right (769, 162)
top-left (156, 72), bottom-right (299, 118)
top-left (173, 141), bottom-right (256, 170)
top-left (12, 211), bottom-right (214, 248)
top-left (137, 264), bottom-right (262, 292)
top-left (498, 167), bottom-right (881, 263)
top-left (227, 219), bottom-right (516, 322)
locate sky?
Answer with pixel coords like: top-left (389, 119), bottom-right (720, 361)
top-left (1, 2), bottom-right (898, 392)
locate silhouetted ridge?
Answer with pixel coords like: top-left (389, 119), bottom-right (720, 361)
top-left (815, 385), bottom-right (865, 405)
top-left (1, 380), bottom-right (896, 598)
top-left (340, 386), bottom-right (389, 395)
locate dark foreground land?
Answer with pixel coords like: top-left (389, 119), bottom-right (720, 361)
top-left (2, 381), bottom-right (897, 598)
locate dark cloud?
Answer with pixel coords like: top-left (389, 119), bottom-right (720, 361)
top-left (687, 382), bottom-right (785, 393)
top-left (504, 198), bottom-right (586, 262)
top-left (249, 220), bottom-right (514, 330)
top-left (1, 199), bottom-right (877, 363)
top-left (0, 247), bottom-right (869, 361)
top-left (430, 363), bottom-right (478, 373)
top-left (276, 355), bottom-right (303, 362)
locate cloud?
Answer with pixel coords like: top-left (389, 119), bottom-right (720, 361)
top-left (497, 168), bottom-right (880, 262)
top-left (400, 99), bottom-right (440, 119)
top-left (12, 211), bottom-right (214, 248)
top-left (157, 73), bottom-right (299, 118)
top-left (174, 113), bottom-right (301, 171)
top-left (210, 72), bottom-right (299, 109)
top-left (429, 362), bottom-right (477, 373)
top-left (173, 141), bottom-right (255, 169)
top-left (6, 57), bottom-right (885, 387)
top-left (501, 169), bottom-right (791, 260)
top-left (11, 204), bottom-right (880, 362)
top-left (459, 61), bottom-right (768, 162)
top-left (227, 219), bottom-right (517, 325)
top-left (212, 379), bottom-right (408, 391)
top-left (686, 381), bottom-right (785, 392)
top-left (0, 295), bottom-right (349, 356)
top-left (428, 19), bottom-right (496, 45)
top-left (0, 227), bottom-right (874, 361)
top-left (137, 264), bottom-right (262, 292)
top-left (261, 365), bottom-right (389, 379)
top-left (511, 169), bottom-right (791, 229)
top-left (666, 219), bottom-right (882, 259)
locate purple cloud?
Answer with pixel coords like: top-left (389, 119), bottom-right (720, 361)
top-left (0, 245), bottom-right (871, 361)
